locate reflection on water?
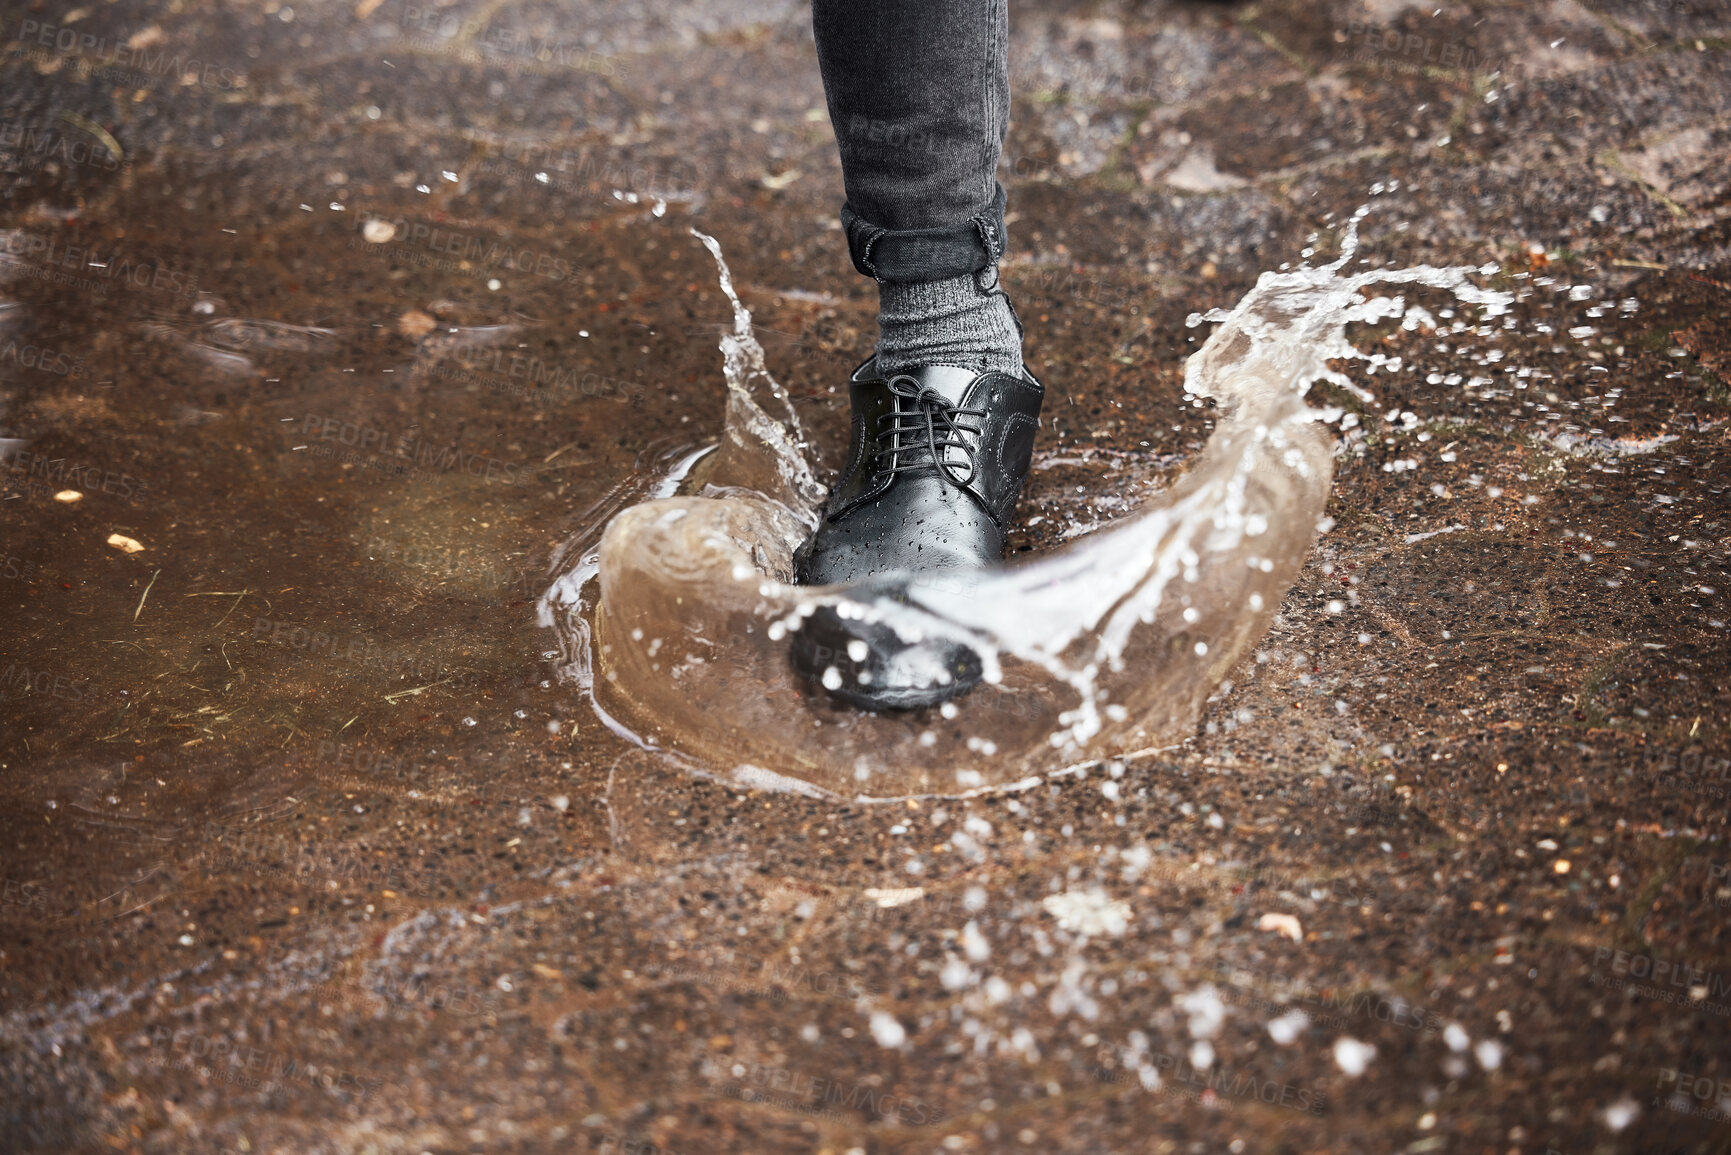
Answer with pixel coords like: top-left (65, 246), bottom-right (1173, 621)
top-left (541, 201), bottom-right (1514, 797)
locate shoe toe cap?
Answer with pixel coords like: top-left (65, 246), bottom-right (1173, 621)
top-left (790, 599), bottom-right (983, 712)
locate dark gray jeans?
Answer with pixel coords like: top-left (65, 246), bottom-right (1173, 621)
top-left (811, 0), bottom-right (1010, 284)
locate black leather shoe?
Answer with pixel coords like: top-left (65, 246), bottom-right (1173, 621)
top-left (791, 357), bottom-right (1043, 710)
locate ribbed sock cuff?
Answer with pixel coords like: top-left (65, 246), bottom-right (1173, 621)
top-left (874, 272), bottom-right (1023, 378)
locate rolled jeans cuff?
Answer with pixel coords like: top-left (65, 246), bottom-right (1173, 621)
top-left (842, 183), bottom-right (1008, 284)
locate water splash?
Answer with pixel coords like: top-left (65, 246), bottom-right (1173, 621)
top-left (540, 207), bottom-right (1512, 798)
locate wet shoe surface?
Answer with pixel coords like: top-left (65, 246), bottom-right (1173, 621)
top-left (792, 358), bottom-right (1042, 708)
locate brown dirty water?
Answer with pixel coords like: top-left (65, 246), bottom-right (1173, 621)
top-left (2, 0), bottom-right (1730, 1152)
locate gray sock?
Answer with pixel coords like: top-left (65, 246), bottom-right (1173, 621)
top-left (874, 271), bottom-right (1023, 378)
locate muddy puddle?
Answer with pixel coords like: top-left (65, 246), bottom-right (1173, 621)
top-left (3, 2), bottom-right (1731, 1151)
top-left (547, 203), bottom-right (1528, 799)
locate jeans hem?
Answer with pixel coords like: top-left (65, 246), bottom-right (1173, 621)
top-left (842, 183), bottom-right (1008, 283)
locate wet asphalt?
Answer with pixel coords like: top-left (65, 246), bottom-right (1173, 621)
top-left (1, 0), bottom-right (1729, 1152)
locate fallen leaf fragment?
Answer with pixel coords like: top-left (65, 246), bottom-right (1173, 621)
top-left (1258, 912), bottom-right (1304, 943)
top-left (398, 309), bottom-right (437, 338)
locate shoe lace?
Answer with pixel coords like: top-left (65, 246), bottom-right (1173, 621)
top-left (875, 374), bottom-right (986, 487)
